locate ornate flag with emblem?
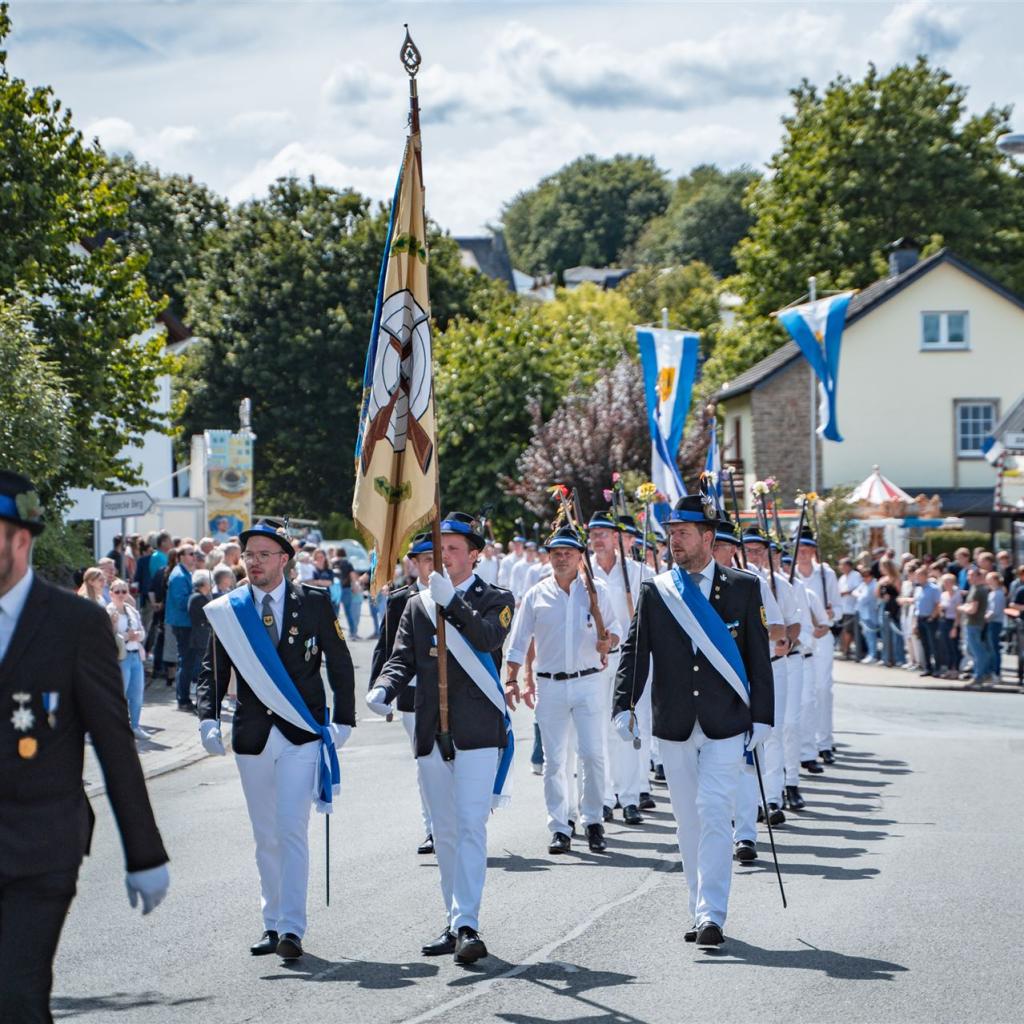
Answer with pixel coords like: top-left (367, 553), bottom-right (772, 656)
top-left (353, 117), bottom-right (438, 594)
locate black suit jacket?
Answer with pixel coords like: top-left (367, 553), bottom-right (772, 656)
top-left (614, 566), bottom-right (773, 742)
top-left (369, 584), bottom-right (416, 713)
top-left (0, 577), bottom-right (169, 876)
top-left (376, 576), bottom-right (514, 757)
top-left (196, 583), bottom-right (355, 755)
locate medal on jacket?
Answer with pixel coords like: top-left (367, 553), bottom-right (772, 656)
top-left (303, 636), bottom-right (316, 662)
top-left (289, 625), bottom-right (299, 646)
top-left (264, 614), bottom-right (274, 627)
top-left (42, 692), bottom-right (60, 729)
top-left (18, 736), bottom-right (37, 759)
top-left (10, 692), bottom-right (34, 733)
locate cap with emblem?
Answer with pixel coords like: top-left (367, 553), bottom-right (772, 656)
top-left (239, 518), bottom-right (294, 556)
top-left (408, 532), bottom-right (433, 556)
top-left (587, 510), bottom-right (618, 531)
top-left (0, 470), bottom-right (45, 535)
top-left (546, 525), bottom-right (586, 551)
top-left (616, 514), bottom-right (642, 539)
top-left (439, 511), bottom-right (486, 551)
top-left (714, 519), bottom-right (740, 545)
top-left (667, 493), bottom-right (717, 524)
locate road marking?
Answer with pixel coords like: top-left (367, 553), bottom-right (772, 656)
top-left (396, 857), bottom-right (677, 1024)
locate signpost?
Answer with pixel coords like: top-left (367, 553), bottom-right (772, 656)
top-left (100, 491), bottom-right (154, 520)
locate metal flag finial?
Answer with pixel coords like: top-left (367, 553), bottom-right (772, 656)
top-left (400, 25), bottom-right (421, 78)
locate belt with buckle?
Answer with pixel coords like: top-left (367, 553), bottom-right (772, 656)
top-left (537, 667), bottom-right (602, 681)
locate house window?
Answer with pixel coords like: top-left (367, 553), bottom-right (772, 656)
top-left (922, 311), bottom-right (969, 349)
top-left (955, 401), bottom-right (997, 458)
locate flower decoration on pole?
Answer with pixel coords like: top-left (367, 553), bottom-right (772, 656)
top-left (751, 480), bottom-right (770, 499)
top-left (635, 482), bottom-right (658, 503)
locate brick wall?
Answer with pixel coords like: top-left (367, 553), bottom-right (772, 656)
top-left (750, 359), bottom-right (823, 500)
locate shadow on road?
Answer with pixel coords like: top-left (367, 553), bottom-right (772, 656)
top-left (52, 992), bottom-right (210, 1017)
top-left (261, 953), bottom-right (439, 988)
top-left (696, 937), bottom-right (908, 981)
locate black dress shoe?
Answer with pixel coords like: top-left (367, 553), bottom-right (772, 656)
top-left (177, 700), bottom-right (196, 712)
top-left (801, 759), bottom-right (824, 775)
top-left (602, 805), bottom-right (613, 823)
top-left (250, 930), bottom-right (279, 955)
top-left (819, 749), bottom-right (836, 765)
top-left (568, 819), bottom-right (577, 837)
top-left (421, 927), bottom-right (456, 956)
top-left (586, 824), bottom-right (607, 852)
top-left (653, 764), bottom-right (666, 783)
top-left (549, 832), bottom-right (571, 854)
top-left (767, 803), bottom-right (786, 826)
top-left (454, 926), bottom-right (488, 964)
top-left (622, 804), bottom-right (644, 825)
top-left (417, 834), bottom-right (434, 855)
top-left (734, 839), bottom-right (758, 863)
top-left (638, 791), bottom-right (656, 810)
top-left (784, 785), bottom-right (806, 810)
top-left (684, 924), bottom-right (698, 943)
top-left (276, 933), bottom-right (303, 960)
top-left (696, 922), bottom-right (725, 947)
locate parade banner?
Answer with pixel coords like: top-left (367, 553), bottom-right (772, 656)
top-left (776, 292), bottom-right (854, 443)
top-left (353, 122), bottom-right (438, 593)
top-left (636, 327), bottom-right (700, 503)
top-left (204, 429), bottom-right (253, 542)
top-left (704, 420), bottom-right (723, 505)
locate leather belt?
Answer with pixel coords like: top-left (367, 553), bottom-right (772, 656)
top-left (608, 647), bottom-right (620, 655)
top-left (537, 667), bottom-right (602, 681)
top-left (804, 652), bottom-right (814, 659)
top-left (770, 655), bottom-right (782, 662)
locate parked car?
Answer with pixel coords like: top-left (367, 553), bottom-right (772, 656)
top-left (320, 538), bottom-right (371, 576)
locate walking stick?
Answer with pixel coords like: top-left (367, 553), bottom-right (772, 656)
top-left (788, 499), bottom-right (807, 584)
top-left (752, 746), bottom-right (787, 908)
top-left (324, 709), bottom-right (331, 907)
top-left (726, 469), bottom-right (748, 569)
top-left (611, 479), bottom-right (635, 620)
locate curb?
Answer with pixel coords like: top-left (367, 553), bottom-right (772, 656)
top-left (836, 676), bottom-right (1023, 696)
top-left (86, 743), bottom-right (211, 800)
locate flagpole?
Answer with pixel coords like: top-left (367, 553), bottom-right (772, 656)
top-left (808, 275), bottom-right (818, 495)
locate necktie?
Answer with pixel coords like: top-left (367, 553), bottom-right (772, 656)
top-left (262, 593), bottom-right (278, 647)
top-left (689, 571), bottom-right (705, 595)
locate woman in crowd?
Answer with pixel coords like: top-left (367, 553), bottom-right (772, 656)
top-left (107, 578), bottom-right (148, 739)
top-left (984, 571), bottom-right (1006, 682)
top-left (877, 558), bottom-right (904, 668)
top-left (937, 573), bottom-right (962, 679)
top-left (855, 564), bottom-right (880, 663)
top-left (308, 548), bottom-right (334, 589)
top-left (153, 547), bottom-right (179, 687)
top-left (187, 570), bottom-right (214, 704)
top-left (77, 566), bottom-right (106, 604)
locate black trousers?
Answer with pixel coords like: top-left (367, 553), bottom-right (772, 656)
top-left (0, 868), bottom-right (78, 1024)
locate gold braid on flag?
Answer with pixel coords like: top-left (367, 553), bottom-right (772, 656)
top-left (353, 118), bottom-right (437, 594)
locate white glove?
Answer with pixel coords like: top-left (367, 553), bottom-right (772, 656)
top-left (125, 864), bottom-right (170, 915)
top-left (199, 719), bottom-right (226, 756)
top-left (329, 723), bottom-right (352, 748)
top-left (613, 710), bottom-right (638, 743)
top-left (365, 686), bottom-right (392, 717)
top-left (428, 570), bottom-right (455, 608)
top-left (747, 722), bottom-right (771, 751)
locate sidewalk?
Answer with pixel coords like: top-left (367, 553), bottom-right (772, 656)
top-left (834, 652), bottom-right (1022, 694)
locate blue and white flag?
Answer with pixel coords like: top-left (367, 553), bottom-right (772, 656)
top-left (777, 292), bottom-right (854, 443)
top-left (704, 420), bottom-right (722, 505)
top-left (636, 327), bottom-right (701, 503)
top-left (982, 435), bottom-right (1005, 466)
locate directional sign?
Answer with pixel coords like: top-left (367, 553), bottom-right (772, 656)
top-left (100, 490), bottom-right (154, 520)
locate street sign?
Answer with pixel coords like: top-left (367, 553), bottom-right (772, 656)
top-left (100, 490), bottom-right (154, 520)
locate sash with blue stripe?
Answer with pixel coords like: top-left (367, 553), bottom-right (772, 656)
top-left (419, 589), bottom-right (514, 809)
top-left (204, 587), bottom-right (341, 813)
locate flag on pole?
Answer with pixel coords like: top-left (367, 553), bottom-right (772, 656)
top-left (776, 292), bottom-right (855, 443)
top-left (636, 327), bottom-right (700, 503)
top-left (704, 418), bottom-right (722, 505)
top-left (982, 435), bottom-right (1005, 466)
top-left (353, 126), bottom-right (437, 593)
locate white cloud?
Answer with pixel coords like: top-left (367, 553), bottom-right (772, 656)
top-left (83, 116), bottom-right (199, 164)
top-left (872, 2), bottom-right (968, 63)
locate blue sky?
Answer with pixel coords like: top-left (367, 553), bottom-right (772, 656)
top-left (8, 1), bottom-right (1023, 234)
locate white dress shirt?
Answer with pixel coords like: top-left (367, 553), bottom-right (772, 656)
top-left (475, 556), bottom-right (499, 586)
top-left (509, 556), bottom-right (537, 601)
top-left (251, 575), bottom-right (288, 639)
top-left (592, 555), bottom-right (649, 638)
top-left (0, 567), bottom-right (34, 664)
top-left (506, 574), bottom-right (621, 674)
top-left (497, 552), bottom-right (522, 589)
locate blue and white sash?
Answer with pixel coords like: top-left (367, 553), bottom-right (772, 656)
top-left (419, 589), bottom-right (514, 810)
top-left (652, 569), bottom-right (758, 766)
top-left (204, 588), bottom-right (340, 814)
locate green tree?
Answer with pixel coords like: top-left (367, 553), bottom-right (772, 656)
top-left (105, 154), bottom-right (230, 317)
top-left (501, 154), bottom-right (670, 278)
top-left (735, 58), bottom-right (1024, 319)
top-left (0, 5), bottom-right (168, 494)
top-left (630, 164), bottom-right (759, 277)
top-left (179, 177), bottom-right (499, 522)
top-left (435, 283), bottom-right (636, 530)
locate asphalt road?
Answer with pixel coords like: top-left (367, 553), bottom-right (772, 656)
top-left (53, 643), bottom-right (1024, 1024)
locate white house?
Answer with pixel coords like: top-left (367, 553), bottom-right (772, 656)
top-left (713, 242), bottom-right (1024, 528)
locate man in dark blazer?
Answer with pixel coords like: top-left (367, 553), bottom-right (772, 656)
top-left (195, 519), bottom-right (354, 962)
top-left (366, 512), bottom-right (514, 966)
top-left (614, 492), bottom-right (773, 949)
top-left (0, 471), bottom-right (169, 1022)
top-left (368, 532), bottom-right (435, 854)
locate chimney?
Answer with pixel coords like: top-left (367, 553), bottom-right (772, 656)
top-left (887, 236), bottom-right (920, 278)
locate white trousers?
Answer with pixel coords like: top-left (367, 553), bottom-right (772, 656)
top-left (813, 637), bottom-right (835, 752)
top-left (607, 653), bottom-right (653, 807)
top-left (734, 770), bottom-right (760, 843)
top-left (798, 653), bottom-right (819, 762)
top-left (235, 725), bottom-right (320, 938)
top-left (661, 725), bottom-right (744, 928)
top-left (536, 675), bottom-right (607, 834)
top-left (418, 743), bottom-right (497, 932)
top-left (783, 653), bottom-right (805, 786)
top-left (762, 657), bottom-right (789, 805)
top-left (400, 711), bottom-right (433, 836)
